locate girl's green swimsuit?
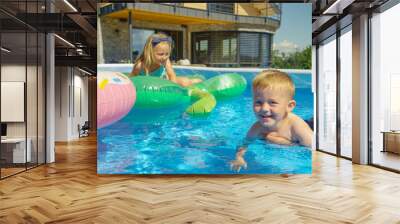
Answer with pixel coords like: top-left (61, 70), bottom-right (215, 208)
top-left (139, 65), bottom-right (167, 79)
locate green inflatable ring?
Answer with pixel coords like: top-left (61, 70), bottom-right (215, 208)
top-left (184, 74), bottom-right (206, 81)
top-left (130, 73), bottom-right (247, 116)
top-left (194, 73), bottom-right (247, 100)
top-left (131, 76), bottom-right (190, 109)
top-left (186, 87), bottom-right (216, 115)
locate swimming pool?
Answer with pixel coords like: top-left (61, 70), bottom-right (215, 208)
top-left (97, 65), bottom-right (313, 174)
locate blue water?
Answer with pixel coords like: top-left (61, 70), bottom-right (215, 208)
top-left (98, 67), bottom-right (313, 174)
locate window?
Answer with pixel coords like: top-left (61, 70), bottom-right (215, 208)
top-left (131, 29), bottom-right (155, 61)
top-left (339, 26), bottom-right (352, 158)
top-left (222, 37), bottom-right (236, 61)
top-left (260, 33), bottom-right (271, 67)
top-left (199, 40), bottom-right (208, 52)
top-left (223, 39), bottom-right (230, 57)
top-left (220, 36), bottom-right (236, 63)
top-left (370, 3), bottom-right (400, 171)
top-left (192, 32), bottom-right (237, 66)
top-left (317, 35), bottom-right (337, 154)
top-left (208, 3), bottom-right (234, 14)
top-left (192, 32), bottom-right (272, 67)
top-left (239, 33), bottom-right (260, 65)
top-left (192, 33), bottom-right (210, 65)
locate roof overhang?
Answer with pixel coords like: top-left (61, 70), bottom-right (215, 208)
top-left (105, 8), bottom-right (232, 25)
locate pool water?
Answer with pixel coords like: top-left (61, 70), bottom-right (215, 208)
top-left (98, 67), bottom-right (313, 174)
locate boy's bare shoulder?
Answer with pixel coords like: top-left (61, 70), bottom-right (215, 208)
top-left (288, 113), bottom-right (306, 124)
top-left (288, 113), bottom-right (311, 132)
top-left (288, 113), bottom-right (313, 147)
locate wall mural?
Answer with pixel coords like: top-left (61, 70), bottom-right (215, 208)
top-left (97, 3), bottom-right (313, 174)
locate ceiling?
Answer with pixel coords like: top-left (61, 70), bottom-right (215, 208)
top-left (0, 0), bottom-right (97, 74)
top-left (311, 0), bottom-right (390, 43)
top-left (2, 0), bottom-right (394, 72)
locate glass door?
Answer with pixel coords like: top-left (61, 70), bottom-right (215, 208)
top-left (0, 0), bottom-right (46, 179)
top-left (1, 31), bottom-right (28, 178)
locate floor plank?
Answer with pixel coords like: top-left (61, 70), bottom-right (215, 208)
top-left (1, 135), bottom-right (400, 223)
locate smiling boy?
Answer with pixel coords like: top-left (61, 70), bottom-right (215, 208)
top-left (230, 69), bottom-right (313, 172)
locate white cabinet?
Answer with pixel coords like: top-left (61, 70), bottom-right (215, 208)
top-left (1, 138), bottom-right (31, 163)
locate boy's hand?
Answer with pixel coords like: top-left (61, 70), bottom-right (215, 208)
top-left (230, 155), bottom-right (247, 172)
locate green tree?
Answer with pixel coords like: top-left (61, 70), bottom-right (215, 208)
top-left (271, 45), bottom-right (311, 69)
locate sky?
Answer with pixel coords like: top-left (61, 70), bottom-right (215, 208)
top-left (273, 3), bottom-right (312, 54)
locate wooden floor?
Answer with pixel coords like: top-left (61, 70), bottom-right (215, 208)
top-left (1, 135), bottom-right (400, 223)
top-left (373, 150), bottom-right (400, 171)
top-left (0, 167), bottom-right (26, 178)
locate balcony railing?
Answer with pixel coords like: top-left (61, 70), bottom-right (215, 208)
top-left (268, 3), bottom-right (282, 21)
top-left (100, 3), bottom-right (281, 28)
top-left (313, 0), bottom-right (338, 15)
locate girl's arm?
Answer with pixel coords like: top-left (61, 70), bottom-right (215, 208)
top-left (130, 61), bottom-right (142, 78)
top-left (164, 59), bottom-right (177, 83)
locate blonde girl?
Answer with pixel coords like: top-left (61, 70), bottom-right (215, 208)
top-left (130, 33), bottom-right (202, 87)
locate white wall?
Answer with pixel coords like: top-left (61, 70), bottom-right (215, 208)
top-left (55, 67), bottom-right (89, 141)
top-left (1, 82), bottom-right (25, 122)
top-left (1, 63), bottom-right (46, 164)
top-left (72, 72), bottom-right (89, 138)
top-left (55, 66), bottom-right (69, 141)
top-left (1, 65), bottom-right (26, 139)
top-left (1, 65), bottom-right (26, 82)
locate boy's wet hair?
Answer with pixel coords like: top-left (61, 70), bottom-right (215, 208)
top-left (252, 69), bottom-right (295, 99)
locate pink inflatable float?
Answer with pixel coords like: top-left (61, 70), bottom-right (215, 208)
top-left (97, 71), bottom-right (136, 129)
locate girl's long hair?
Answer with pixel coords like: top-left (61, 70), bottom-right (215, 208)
top-left (134, 33), bottom-right (172, 75)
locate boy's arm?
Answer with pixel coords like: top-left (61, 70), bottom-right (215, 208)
top-left (165, 59), bottom-right (177, 83)
top-left (236, 123), bottom-right (260, 156)
top-left (291, 116), bottom-right (313, 147)
top-left (231, 123), bottom-right (260, 172)
top-left (130, 62), bottom-right (142, 77)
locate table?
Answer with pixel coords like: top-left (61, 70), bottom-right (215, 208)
top-left (381, 131), bottom-right (400, 154)
top-left (1, 138), bottom-right (31, 163)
